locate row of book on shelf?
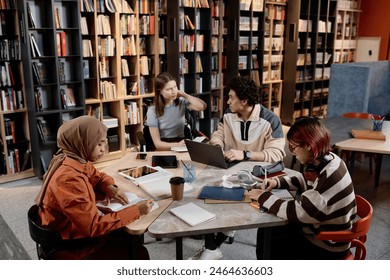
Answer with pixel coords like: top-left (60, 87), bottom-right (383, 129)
top-left (293, 105), bottom-right (328, 119)
top-left (238, 37), bottom-right (259, 51)
top-left (121, 76), bottom-right (148, 96)
top-left (296, 67), bottom-right (331, 82)
top-left (36, 116), bottom-right (54, 143)
top-left (0, 39), bottom-right (20, 61)
top-left (264, 22), bottom-right (285, 37)
top-left (264, 37), bottom-right (284, 52)
top-left (31, 61), bottom-right (49, 85)
top-left (0, 0), bottom-right (15, 10)
top-left (179, 34), bottom-right (205, 52)
top-left (98, 36), bottom-right (115, 57)
top-left (264, 4), bottom-right (286, 20)
top-left (121, 76), bottom-right (147, 96)
top-left (179, 55), bottom-right (204, 74)
top-left (0, 62), bottom-right (17, 87)
top-left (296, 53), bottom-right (332, 66)
top-left (298, 19), bottom-right (332, 33)
top-left (263, 54), bottom-right (283, 67)
top-left (124, 101), bottom-right (140, 125)
top-left (33, 86), bottom-right (75, 112)
top-left (0, 149), bottom-right (31, 175)
top-left (180, 0), bottom-right (209, 8)
top-left (239, 16), bottom-right (259, 31)
top-left (263, 69), bottom-right (281, 82)
top-left (55, 31), bottom-right (68, 57)
top-left (295, 88), bottom-right (329, 102)
top-left (238, 55), bottom-right (261, 70)
top-left (1, 88), bottom-right (24, 111)
top-left (81, 0), bottom-right (134, 13)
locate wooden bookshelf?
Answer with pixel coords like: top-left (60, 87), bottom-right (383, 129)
top-left (209, 0), bottom-right (225, 132)
top-left (80, 0), bottom-right (161, 164)
top-left (262, 0), bottom-right (288, 117)
top-left (281, 0), bottom-right (336, 125)
top-left (166, 0), bottom-right (213, 136)
top-left (224, 0), bottom-right (266, 107)
top-left (18, 0), bottom-right (85, 177)
top-left (334, 0), bottom-right (361, 63)
top-left (0, 1), bottom-right (35, 183)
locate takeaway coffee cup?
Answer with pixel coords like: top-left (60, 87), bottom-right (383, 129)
top-left (169, 176), bottom-right (185, 201)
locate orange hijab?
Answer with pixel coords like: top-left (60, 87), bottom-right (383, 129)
top-left (35, 116), bottom-right (107, 206)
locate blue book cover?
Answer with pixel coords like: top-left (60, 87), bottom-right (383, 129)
top-left (198, 186), bottom-right (245, 201)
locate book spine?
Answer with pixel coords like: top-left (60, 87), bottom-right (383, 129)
top-left (60, 31), bottom-right (67, 56)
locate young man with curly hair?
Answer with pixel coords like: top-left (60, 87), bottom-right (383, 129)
top-left (190, 76), bottom-right (286, 260)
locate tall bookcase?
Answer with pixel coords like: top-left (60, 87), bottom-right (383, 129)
top-left (334, 0), bottom-right (361, 63)
top-left (225, 0), bottom-right (264, 84)
top-left (262, 0), bottom-right (287, 117)
top-left (165, 0), bottom-right (213, 136)
top-left (18, 0), bottom-right (85, 177)
top-left (80, 0), bottom-right (160, 164)
top-left (281, 0), bottom-right (336, 125)
top-left (209, 0), bottom-right (226, 132)
top-left (0, 1), bottom-right (34, 183)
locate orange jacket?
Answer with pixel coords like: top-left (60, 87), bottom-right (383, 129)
top-left (39, 157), bottom-right (140, 239)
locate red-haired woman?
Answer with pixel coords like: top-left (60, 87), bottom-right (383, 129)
top-left (250, 117), bottom-right (357, 259)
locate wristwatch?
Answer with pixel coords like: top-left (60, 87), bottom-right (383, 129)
top-left (243, 150), bottom-right (252, 160)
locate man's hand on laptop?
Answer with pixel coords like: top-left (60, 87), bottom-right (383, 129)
top-left (224, 149), bottom-right (244, 162)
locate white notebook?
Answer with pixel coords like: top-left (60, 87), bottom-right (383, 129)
top-left (169, 202), bottom-right (216, 226)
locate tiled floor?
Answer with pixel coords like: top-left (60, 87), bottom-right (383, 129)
top-left (1, 155), bottom-right (389, 260)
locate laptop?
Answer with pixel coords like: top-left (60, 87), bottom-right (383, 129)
top-left (184, 139), bottom-right (240, 169)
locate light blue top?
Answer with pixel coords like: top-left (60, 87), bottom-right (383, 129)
top-left (146, 97), bottom-right (189, 139)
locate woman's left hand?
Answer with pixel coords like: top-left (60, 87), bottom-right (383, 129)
top-left (106, 185), bottom-right (129, 205)
top-left (247, 188), bottom-right (266, 201)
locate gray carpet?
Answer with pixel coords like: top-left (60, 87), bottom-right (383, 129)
top-left (0, 214), bottom-right (31, 259)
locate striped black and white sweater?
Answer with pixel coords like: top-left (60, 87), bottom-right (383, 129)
top-left (258, 152), bottom-right (357, 252)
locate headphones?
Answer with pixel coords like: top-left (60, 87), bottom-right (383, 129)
top-left (222, 170), bottom-right (262, 188)
top-left (303, 154), bottom-right (332, 181)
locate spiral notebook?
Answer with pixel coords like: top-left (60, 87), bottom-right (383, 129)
top-left (272, 189), bottom-right (294, 200)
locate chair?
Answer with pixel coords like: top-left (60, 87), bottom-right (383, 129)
top-left (341, 112), bottom-right (381, 175)
top-left (316, 195), bottom-right (373, 260)
top-left (27, 205), bottom-right (69, 259)
top-left (136, 130), bottom-right (147, 152)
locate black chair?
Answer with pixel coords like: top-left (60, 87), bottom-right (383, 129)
top-left (27, 205), bottom-right (66, 259)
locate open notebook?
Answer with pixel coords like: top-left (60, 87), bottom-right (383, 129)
top-left (169, 202), bottom-right (216, 226)
top-left (272, 189), bottom-right (294, 200)
top-left (96, 192), bottom-right (159, 213)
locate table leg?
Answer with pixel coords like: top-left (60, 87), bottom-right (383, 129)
top-left (129, 234), bottom-right (143, 259)
top-left (175, 237), bottom-right (183, 260)
top-left (348, 151), bottom-right (356, 175)
top-left (374, 154), bottom-right (383, 187)
top-left (256, 227), bottom-right (272, 260)
top-left (262, 228), bottom-right (272, 259)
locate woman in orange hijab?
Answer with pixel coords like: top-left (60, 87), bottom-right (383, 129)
top-left (36, 116), bottom-right (151, 259)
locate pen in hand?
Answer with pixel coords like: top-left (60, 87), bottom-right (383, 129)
top-left (263, 169), bottom-right (268, 190)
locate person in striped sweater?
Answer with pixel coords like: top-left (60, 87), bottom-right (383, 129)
top-left (250, 117), bottom-right (357, 259)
